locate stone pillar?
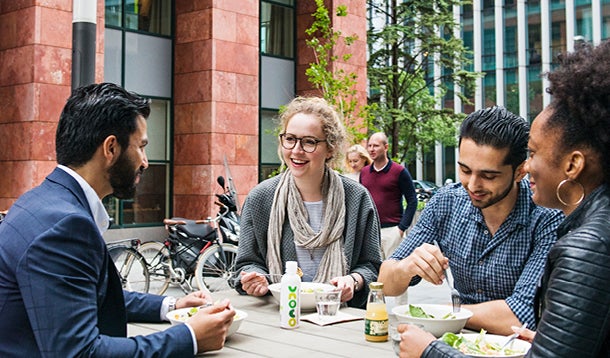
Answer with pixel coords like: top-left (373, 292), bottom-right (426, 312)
top-left (173, 1), bottom-right (259, 219)
top-left (0, 1), bottom-right (104, 210)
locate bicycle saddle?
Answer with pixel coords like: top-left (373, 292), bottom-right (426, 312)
top-left (168, 217), bottom-right (216, 239)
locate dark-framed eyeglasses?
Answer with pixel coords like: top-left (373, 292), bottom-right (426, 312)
top-left (279, 133), bottom-right (327, 153)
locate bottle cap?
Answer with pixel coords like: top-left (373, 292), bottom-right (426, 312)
top-left (286, 261), bottom-right (298, 274)
top-left (369, 282), bottom-right (384, 290)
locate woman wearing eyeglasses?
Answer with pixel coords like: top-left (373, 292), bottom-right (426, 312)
top-left (232, 96), bottom-right (382, 308)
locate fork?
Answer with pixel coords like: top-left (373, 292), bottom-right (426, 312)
top-left (251, 267), bottom-right (305, 279)
top-left (433, 240), bottom-right (461, 313)
top-left (500, 323), bottom-right (528, 350)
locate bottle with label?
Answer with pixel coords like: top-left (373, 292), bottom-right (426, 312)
top-left (364, 281), bottom-right (388, 342)
top-left (280, 261), bottom-right (301, 329)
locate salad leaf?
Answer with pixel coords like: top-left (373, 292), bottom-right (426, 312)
top-left (442, 312), bottom-right (457, 319)
top-left (441, 329), bottom-right (525, 356)
top-left (440, 332), bottom-right (462, 347)
top-left (409, 304), bottom-right (435, 318)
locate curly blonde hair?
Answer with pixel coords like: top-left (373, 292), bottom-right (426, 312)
top-left (344, 144), bottom-right (372, 172)
top-left (278, 97), bottom-right (347, 168)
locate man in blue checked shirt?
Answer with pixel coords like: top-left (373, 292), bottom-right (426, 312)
top-left (379, 106), bottom-right (563, 336)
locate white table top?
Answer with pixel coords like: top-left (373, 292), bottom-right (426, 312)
top-left (128, 289), bottom-right (396, 357)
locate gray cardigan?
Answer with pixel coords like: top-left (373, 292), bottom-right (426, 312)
top-left (232, 173), bottom-right (382, 308)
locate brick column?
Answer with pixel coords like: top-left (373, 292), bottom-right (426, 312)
top-left (0, 1), bottom-right (104, 210)
top-left (173, 1), bottom-right (259, 219)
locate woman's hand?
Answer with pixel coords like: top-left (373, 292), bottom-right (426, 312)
top-left (176, 290), bottom-right (212, 309)
top-left (330, 275), bottom-right (354, 302)
top-left (240, 271), bottom-right (270, 296)
top-left (398, 323), bottom-right (435, 358)
top-left (513, 325), bottom-right (536, 342)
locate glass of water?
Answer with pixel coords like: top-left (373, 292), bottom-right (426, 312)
top-left (389, 323), bottom-right (402, 356)
top-left (315, 288), bottom-right (342, 322)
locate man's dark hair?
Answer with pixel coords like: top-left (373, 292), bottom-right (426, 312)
top-left (545, 40), bottom-right (610, 185)
top-left (56, 83), bottom-right (151, 167)
top-left (458, 106), bottom-right (529, 170)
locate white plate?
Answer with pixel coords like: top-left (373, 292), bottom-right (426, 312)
top-left (392, 303), bottom-right (473, 337)
top-left (166, 307), bottom-right (247, 337)
top-left (268, 282), bottom-right (336, 311)
top-left (445, 333), bottom-right (531, 357)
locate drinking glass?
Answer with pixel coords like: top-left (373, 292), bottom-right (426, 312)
top-left (389, 322), bottom-right (402, 356)
top-left (315, 288), bottom-right (342, 322)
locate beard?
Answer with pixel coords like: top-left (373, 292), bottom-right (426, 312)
top-left (471, 179), bottom-right (515, 209)
top-left (109, 151), bottom-right (142, 199)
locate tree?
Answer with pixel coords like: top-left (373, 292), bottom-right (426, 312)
top-left (367, 0), bottom-right (480, 164)
top-left (305, 0), bottom-right (368, 143)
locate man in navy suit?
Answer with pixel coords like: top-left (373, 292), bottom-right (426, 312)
top-left (0, 83), bottom-right (235, 357)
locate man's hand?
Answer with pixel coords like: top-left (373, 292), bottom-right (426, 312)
top-left (398, 323), bottom-right (435, 358)
top-left (240, 271), bottom-right (270, 296)
top-left (176, 290), bottom-right (212, 309)
top-left (379, 242), bottom-right (448, 296)
top-left (330, 275), bottom-right (355, 302)
top-left (401, 242), bottom-right (447, 285)
top-left (188, 299), bottom-right (235, 353)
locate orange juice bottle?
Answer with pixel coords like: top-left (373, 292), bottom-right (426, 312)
top-left (364, 282), bottom-right (388, 342)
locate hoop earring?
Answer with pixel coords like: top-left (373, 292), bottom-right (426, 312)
top-left (556, 179), bottom-right (585, 206)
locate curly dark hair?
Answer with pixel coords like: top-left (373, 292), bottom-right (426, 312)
top-left (545, 40), bottom-right (610, 185)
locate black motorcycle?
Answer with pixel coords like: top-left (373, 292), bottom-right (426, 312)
top-left (215, 175), bottom-right (240, 245)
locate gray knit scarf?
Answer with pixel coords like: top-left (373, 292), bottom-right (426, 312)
top-left (266, 168), bottom-right (347, 284)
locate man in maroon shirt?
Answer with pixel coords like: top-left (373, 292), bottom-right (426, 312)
top-left (360, 132), bottom-right (418, 259)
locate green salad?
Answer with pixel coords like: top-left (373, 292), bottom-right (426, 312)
top-left (408, 304), bottom-right (456, 319)
top-left (440, 330), bottom-right (525, 356)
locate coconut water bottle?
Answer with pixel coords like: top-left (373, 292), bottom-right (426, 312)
top-left (280, 261), bottom-right (301, 329)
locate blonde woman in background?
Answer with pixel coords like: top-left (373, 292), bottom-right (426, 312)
top-left (344, 144), bottom-right (372, 181)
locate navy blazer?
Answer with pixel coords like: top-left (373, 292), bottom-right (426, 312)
top-left (0, 168), bottom-right (194, 357)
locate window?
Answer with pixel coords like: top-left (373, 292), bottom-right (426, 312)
top-left (106, 0), bottom-right (172, 36)
top-left (603, 0), bottom-right (610, 40)
top-left (104, 0), bottom-right (173, 227)
top-left (261, 1), bottom-right (295, 58)
top-left (260, 109), bottom-right (282, 180)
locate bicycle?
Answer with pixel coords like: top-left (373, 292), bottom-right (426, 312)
top-left (107, 238), bottom-right (151, 293)
top-left (134, 200), bottom-right (238, 295)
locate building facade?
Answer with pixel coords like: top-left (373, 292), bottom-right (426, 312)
top-left (0, 0), bottom-right (367, 240)
top-left (419, 0), bottom-right (610, 185)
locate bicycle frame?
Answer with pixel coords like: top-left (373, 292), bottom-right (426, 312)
top-left (158, 202), bottom-right (235, 293)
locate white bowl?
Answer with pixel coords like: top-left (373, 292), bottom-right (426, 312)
top-left (166, 307), bottom-right (247, 337)
top-left (268, 282), bottom-right (336, 311)
top-left (392, 303), bottom-right (473, 337)
top-left (445, 333), bottom-right (531, 357)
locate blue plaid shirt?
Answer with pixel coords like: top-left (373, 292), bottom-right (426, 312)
top-left (390, 180), bottom-right (563, 328)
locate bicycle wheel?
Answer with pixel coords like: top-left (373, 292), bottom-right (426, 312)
top-left (194, 243), bottom-right (238, 293)
top-left (108, 243), bottom-right (128, 262)
top-left (111, 247), bottom-right (150, 293)
top-left (139, 241), bottom-right (171, 295)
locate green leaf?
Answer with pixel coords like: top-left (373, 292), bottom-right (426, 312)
top-left (408, 304), bottom-right (434, 318)
top-left (440, 332), bottom-right (462, 347)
